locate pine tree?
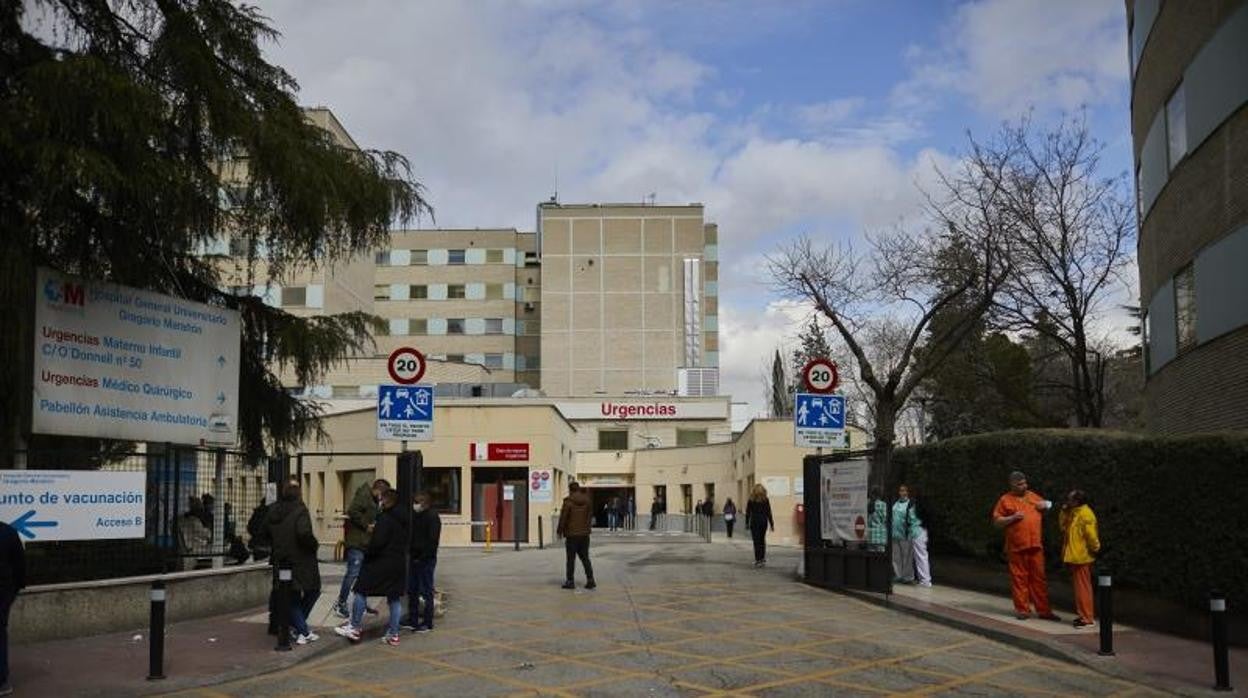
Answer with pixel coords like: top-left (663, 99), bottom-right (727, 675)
top-left (770, 350), bottom-right (792, 417)
top-left (1, 1), bottom-right (430, 457)
top-left (790, 316), bottom-right (833, 389)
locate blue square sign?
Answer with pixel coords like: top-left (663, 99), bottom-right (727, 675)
top-left (377, 384), bottom-right (434, 441)
top-left (794, 392), bottom-right (847, 448)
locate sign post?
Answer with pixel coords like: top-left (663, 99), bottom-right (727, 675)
top-left (379, 347), bottom-right (433, 443)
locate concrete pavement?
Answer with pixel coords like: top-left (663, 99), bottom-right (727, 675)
top-left (162, 536), bottom-right (1163, 697)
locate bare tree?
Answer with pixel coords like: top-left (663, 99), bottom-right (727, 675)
top-left (963, 115), bottom-right (1135, 426)
top-left (768, 218), bottom-right (1010, 474)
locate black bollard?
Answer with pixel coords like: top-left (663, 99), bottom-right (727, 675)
top-left (1097, 573), bottom-right (1114, 657)
top-left (147, 580), bottom-right (167, 680)
top-left (538, 515), bottom-right (544, 550)
top-left (274, 563), bottom-right (293, 652)
top-left (1211, 591), bottom-right (1231, 691)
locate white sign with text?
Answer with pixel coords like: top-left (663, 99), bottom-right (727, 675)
top-left (32, 268), bottom-right (240, 445)
top-left (0, 470), bottom-right (147, 542)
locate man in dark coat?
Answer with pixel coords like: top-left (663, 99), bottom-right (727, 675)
top-left (1, 520), bottom-right (26, 696)
top-left (557, 482), bottom-right (595, 590)
top-left (267, 483), bottom-right (321, 644)
top-left (335, 489), bottom-right (406, 644)
top-left (404, 492), bottom-right (442, 632)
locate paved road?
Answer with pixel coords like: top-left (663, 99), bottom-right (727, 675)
top-left (170, 537), bottom-right (1164, 697)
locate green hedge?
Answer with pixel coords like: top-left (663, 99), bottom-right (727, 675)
top-left (892, 429), bottom-right (1248, 615)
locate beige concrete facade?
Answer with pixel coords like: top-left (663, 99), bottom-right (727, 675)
top-left (537, 203), bottom-right (720, 396)
top-left (297, 399), bottom-right (577, 549)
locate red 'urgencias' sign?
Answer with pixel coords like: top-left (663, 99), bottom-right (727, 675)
top-left (470, 442), bottom-right (530, 461)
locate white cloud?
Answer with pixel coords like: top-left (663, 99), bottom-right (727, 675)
top-left (719, 299), bottom-right (815, 430)
top-left (897, 0), bottom-right (1127, 116)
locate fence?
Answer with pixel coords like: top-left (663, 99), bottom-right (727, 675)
top-left (7, 446), bottom-right (285, 585)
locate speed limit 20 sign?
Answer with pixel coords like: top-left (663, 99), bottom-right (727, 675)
top-left (387, 347), bottom-right (427, 385)
top-left (802, 357), bottom-right (839, 393)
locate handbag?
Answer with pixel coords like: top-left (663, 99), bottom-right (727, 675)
top-left (724, 513), bottom-right (735, 521)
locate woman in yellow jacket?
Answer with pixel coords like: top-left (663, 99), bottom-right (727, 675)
top-left (1060, 490), bottom-right (1101, 628)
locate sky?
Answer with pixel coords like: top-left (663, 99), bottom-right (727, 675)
top-left (252, 0), bottom-right (1135, 428)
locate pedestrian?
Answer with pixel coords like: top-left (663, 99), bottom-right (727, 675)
top-left (1, 520), bottom-right (26, 697)
top-left (405, 492), bottom-right (441, 633)
top-left (909, 486), bottom-right (933, 587)
top-left (723, 498), bottom-right (738, 538)
top-left (866, 487), bottom-right (887, 552)
top-left (694, 499), bottom-right (703, 519)
top-left (649, 495), bottom-right (663, 531)
top-left (992, 471), bottom-right (1060, 621)
top-left (333, 478), bottom-right (390, 618)
top-left (745, 484), bottom-right (775, 567)
top-left (335, 489), bottom-right (407, 645)
top-left (247, 499), bottom-right (272, 562)
top-left (557, 482), bottom-right (595, 589)
top-left (627, 495), bottom-right (636, 529)
top-left (177, 497), bottom-right (211, 557)
top-left (267, 482), bottom-right (321, 645)
top-left (890, 484), bottom-right (922, 584)
top-left (1060, 489), bottom-right (1101, 628)
top-left (199, 492), bottom-right (216, 535)
top-left (607, 497), bottom-right (620, 532)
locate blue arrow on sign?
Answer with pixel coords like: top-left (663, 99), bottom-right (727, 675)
top-left (11, 510), bottom-right (58, 540)
top-left (217, 355), bottom-right (227, 368)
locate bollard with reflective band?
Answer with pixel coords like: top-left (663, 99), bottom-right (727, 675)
top-left (1097, 574), bottom-right (1114, 656)
top-left (275, 564), bottom-right (293, 652)
top-left (1211, 591), bottom-right (1231, 691)
top-left (147, 580), bottom-right (167, 680)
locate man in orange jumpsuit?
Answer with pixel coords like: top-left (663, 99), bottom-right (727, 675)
top-left (992, 471), bottom-right (1060, 621)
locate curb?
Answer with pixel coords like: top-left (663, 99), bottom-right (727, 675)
top-left (138, 630), bottom-right (346, 697)
top-left (836, 587), bottom-right (1218, 698)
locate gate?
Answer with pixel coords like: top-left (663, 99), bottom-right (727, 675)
top-left (802, 450), bottom-right (892, 593)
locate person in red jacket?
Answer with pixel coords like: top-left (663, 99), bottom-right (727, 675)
top-left (992, 471), bottom-right (1060, 621)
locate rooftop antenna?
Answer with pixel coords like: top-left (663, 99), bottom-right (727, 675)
top-left (645, 192), bottom-right (656, 206)
top-left (550, 161), bottom-right (559, 204)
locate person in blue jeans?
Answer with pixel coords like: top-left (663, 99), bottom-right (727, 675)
top-left (404, 492), bottom-right (442, 632)
top-left (1, 520), bottom-right (26, 696)
top-left (333, 478), bottom-right (389, 618)
top-left (266, 483), bottom-right (321, 645)
top-left (335, 490), bottom-right (407, 645)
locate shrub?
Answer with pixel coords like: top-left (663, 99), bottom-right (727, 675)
top-left (892, 429), bottom-right (1248, 615)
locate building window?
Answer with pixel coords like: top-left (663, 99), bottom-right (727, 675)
top-left (280, 286), bottom-right (306, 307)
top-left (485, 318), bottom-right (504, 335)
top-left (485, 283), bottom-right (504, 300)
top-left (681, 484), bottom-right (693, 514)
top-left (409, 285), bottom-right (428, 299)
top-left (653, 485), bottom-right (666, 506)
top-left (484, 353), bottom-right (504, 369)
top-left (1142, 310), bottom-right (1151, 375)
top-left (447, 318), bottom-right (465, 335)
top-left (374, 251), bottom-right (389, 265)
top-left (1175, 264), bottom-right (1196, 353)
top-left (676, 429), bottom-right (708, 446)
top-left (598, 429), bottom-right (629, 450)
top-left (446, 353), bottom-right (465, 363)
top-left (331, 385), bottom-right (359, 398)
top-left (423, 467), bottom-right (461, 514)
top-left (486, 249), bottom-right (504, 264)
top-left (376, 323), bottom-right (389, 337)
top-left (448, 249), bottom-right (466, 265)
top-left (448, 284), bottom-right (466, 299)
top-left (374, 285), bottom-right (390, 301)
top-left (1166, 83), bottom-right (1187, 171)
top-left (410, 319), bottom-right (428, 335)
top-left (410, 249), bottom-right (428, 265)
top-left (524, 287), bottom-right (540, 302)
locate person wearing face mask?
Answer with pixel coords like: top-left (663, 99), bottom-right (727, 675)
top-left (404, 492), bottom-right (441, 632)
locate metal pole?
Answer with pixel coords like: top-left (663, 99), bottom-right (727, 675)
top-left (1097, 574), bottom-right (1114, 656)
top-left (146, 580), bottom-right (167, 680)
top-left (1211, 590), bottom-right (1231, 691)
top-left (513, 491), bottom-right (520, 551)
top-left (538, 515), bottom-right (544, 550)
top-left (275, 563), bottom-right (293, 651)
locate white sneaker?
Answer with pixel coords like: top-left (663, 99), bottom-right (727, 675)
top-left (333, 623), bottom-right (361, 642)
top-left (918, 581), bottom-right (932, 588)
top-left (304, 631), bottom-right (320, 642)
top-left (296, 633), bottom-right (311, 645)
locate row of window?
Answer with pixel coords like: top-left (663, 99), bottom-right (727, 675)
top-left (375, 248), bottom-right (511, 266)
top-left (375, 283), bottom-right (516, 301)
top-left (382, 317), bottom-right (513, 336)
top-left (596, 428), bottom-right (707, 451)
